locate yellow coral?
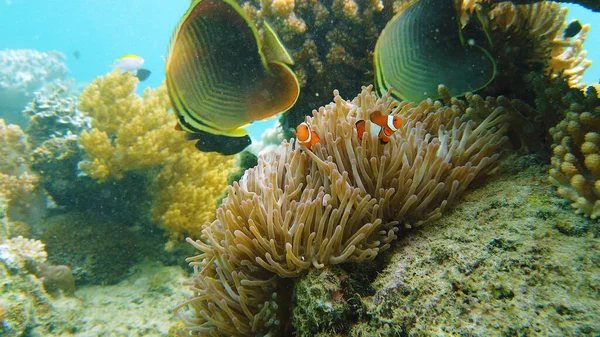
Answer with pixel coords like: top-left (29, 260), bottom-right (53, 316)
top-left (270, 0), bottom-right (295, 16)
top-left (151, 146), bottom-right (237, 242)
top-left (0, 172), bottom-right (39, 201)
top-left (78, 71), bottom-right (188, 181)
top-left (0, 120), bottom-right (41, 237)
top-left (486, 2), bottom-right (591, 88)
top-left (549, 87), bottom-right (600, 219)
top-left (77, 71), bottom-right (238, 240)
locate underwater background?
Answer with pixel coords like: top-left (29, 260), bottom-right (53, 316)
top-left (1, 0), bottom-right (599, 336)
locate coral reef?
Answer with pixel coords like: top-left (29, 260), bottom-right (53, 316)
top-left (240, 0), bottom-right (392, 135)
top-left (237, 0), bottom-right (592, 140)
top-left (176, 85), bottom-right (511, 336)
top-left (0, 256), bottom-right (77, 337)
top-left (151, 146), bottom-right (237, 243)
top-left (0, 119), bottom-right (30, 178)
top-left (0, 235), bottom-right (77, 336)
top-left (548, 84), bottom-right (600, 219)
top-left (23, 82), bottom-right (89, 150)
top-left (0, 236), bottom-right (75, 297)
top-left (295, 165), bottom-right (599, 336)
top-left (484, 1), bottom-right (591, 92)
top-left (40, 212), bottom-right (152, 285)
top-left (0, 235), bottom-right (47, 270)
top-left (77, 71), bottom-right (237, 242)
top-left (21, 83), bottom-right (92, 212)
top-left (77, 71), bottom-right (185, 181)
top-left (0, 49), bottom-right (70, 127)
top-left (493, 0), bottom-right (600, 13)
top-left (453, 2), bottom-right (594, 158)
top-left (0, 119), bottom-right (44, 235)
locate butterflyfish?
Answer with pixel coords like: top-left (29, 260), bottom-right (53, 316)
top-left (113, 55), bottom-right (145, 75)
top-left (374, 0), bottom-right (496, 103)
top-left (165, 0), bottom-right (300, 155)
top-left (356, 110), bottom-right (402, 144)
top-left (295, 122), bottom-right (320, 149)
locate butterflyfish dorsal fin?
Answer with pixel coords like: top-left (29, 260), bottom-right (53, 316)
top-left (261, 21), bottom-right (294, 66)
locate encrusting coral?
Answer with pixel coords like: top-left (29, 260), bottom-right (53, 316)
top-left (176, 85), bottom-right (511, 336)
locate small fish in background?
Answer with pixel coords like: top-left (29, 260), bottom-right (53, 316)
top-left (72, 50), bottom-right (80, 59)
top-left (135, 68), bottom-right (152, 81)
top-left (356, 110), bottom-right (402, 144)
top-left (564, 20), bottom-right (582, 39)
top-left (295, 122), bottom-right (320, 149)
top-left (113, 54), bottom-right (144, 75)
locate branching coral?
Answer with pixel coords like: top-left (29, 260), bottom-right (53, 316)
top-left (152, 146), bottom-right (237, 243)
top-left (491, 0), bottom-right (600, 13)
top-left (77, 71), bottom-right (238, 241)
top-left (0, 236), bottom-right (47, 271)
top-left (176, 85), bottom-right (510, 336)
top-left (23, 83), bottom-right (89, 150)
top-left (486, 1), bottom-right (591, 89)
top-left (78, 71), bottom-right (187, 181)
top-left (549, 85), bottom-right (600, 219)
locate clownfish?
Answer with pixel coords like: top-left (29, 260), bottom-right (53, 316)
top-left (356, 110), bottom-right (402, 144)
top-left (295, 122), bottom-right (320, 149)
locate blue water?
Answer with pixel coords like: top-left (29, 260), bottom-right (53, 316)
top-left (567, 4), bottom-right (600, 83)
top-left (1, 1), bottom-right (599, 138)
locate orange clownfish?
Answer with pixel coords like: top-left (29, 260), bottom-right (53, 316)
top-left (356, 110), bottom-right (402, 144)
top-left (295, 122), bottom-right (320, 149)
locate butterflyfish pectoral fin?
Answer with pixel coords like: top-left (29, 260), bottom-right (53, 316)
top-left (165, 0), bottom-right (300, 154)
top-left (186, 130), bottom-right (251, 155)
top-left (374, 0), bottom-right (496, 103)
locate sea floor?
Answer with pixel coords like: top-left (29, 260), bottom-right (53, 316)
top-left (293, 162), bottom-right (600, 336)
top-left (2, 162), bottom-right (598, 336)
top-left (57, 262), bottom-right (188, 337)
